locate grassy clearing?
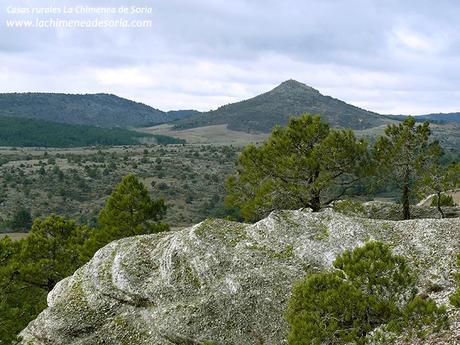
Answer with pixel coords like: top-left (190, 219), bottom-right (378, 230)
top-left (0, 233), bottom-right (29, 241)
top-left (138, 124), bottom-right (268, 145)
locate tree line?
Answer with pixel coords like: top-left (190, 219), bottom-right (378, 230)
top-left (226, 114), bottom-right (459, 221)
top-left (0, 116), bottom-right (185, 147)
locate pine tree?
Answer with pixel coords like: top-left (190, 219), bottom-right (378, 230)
top-left (226, 114), bottom-right (370, 221)
top-left (286, 242), bottom-right (447, 345)
top-left (373, 117), bottom-right (442, 219)
top-left (81, 174), bottom-right (169, 260)
top-left (0, 216), bottom-right (89, 344)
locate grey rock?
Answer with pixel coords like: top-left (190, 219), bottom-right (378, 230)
top-left (19, 209), bottom-right (460, 344)
top-left (334, 200), bottom-right (460, 220)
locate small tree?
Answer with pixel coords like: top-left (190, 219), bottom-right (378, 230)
top-left (421, 162), bottom-right (459, 217)
top-left (226, 115), bottom-right (370, 221)
top-left (81, 174), bottom-right (169, 260)
top-left (373, 117), bottom-right (442, 219)
top-left (286, 242), bottom-right (447, 345)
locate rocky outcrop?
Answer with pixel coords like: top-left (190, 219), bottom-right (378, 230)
top-left (19, 209), bottom-right (460, 345)
top-left (334, 200), bottom-right (460, 220)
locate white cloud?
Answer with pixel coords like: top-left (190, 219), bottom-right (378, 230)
top-left (393, 29), bottom-right (432, 52)
top-left (93, 67), bottom-right (156, 87)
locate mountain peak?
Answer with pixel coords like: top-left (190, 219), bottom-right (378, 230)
top-left (173, 79), bottom-right (388, 132)
top-left (273, 79), bottom-right (319, 93)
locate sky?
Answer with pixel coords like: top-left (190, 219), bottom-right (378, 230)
top-left (1, 0), bottom-right (460, 114)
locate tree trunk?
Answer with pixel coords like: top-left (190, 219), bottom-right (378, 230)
top-left (310, 193), bottom-right (321, 212)
top-left (402, 173), bottom-right (410, 220)
top-left (436, 191), bottom-right (445, 219)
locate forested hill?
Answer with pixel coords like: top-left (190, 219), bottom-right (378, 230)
top-left (415, 113), bottom-right (460, 123)
top-left (0, 93), bottom-right (194, 128)
top-left (173, 80), bottom-right (390, 132)
top-left (0, 116), bottom-right (184, 147)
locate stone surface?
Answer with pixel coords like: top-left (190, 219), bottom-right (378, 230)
top-left (334, 199), bottom-right (460, 220)
top-left (19, 209), bottom-right (460, 344)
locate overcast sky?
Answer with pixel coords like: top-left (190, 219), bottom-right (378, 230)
top-left (1, 0), bottom-right (460, 114)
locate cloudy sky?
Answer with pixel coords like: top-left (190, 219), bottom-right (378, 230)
top-left (1, 0), bottom-right (460, 114)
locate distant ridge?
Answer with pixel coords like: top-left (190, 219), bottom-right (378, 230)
top-left (0, 93), bottom-right (195, 128)
top-left (385, 113), bottom-right (460, 124)
top-left (416, 113), bottom-right (460, 123)
top-left (173, 79), bottom-right (389, 132)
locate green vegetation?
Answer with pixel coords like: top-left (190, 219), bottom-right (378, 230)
top-left (0, 116), bottom-right (184, 147)
top-left (0, 92), bottom-right (193, 128)
top-left (423, 162), bottom-right (459, 217)
top-left (373, 117), bottom-right (443, 219)
top-left (388, 113), bottom-right (460, 124)
top-left (226, 114), bottom-right (370, 220)
top-left (0, 145), bottom-right (237, 231)
top-left (0, 216), bottom-right (89, 343)
top-left (81, 174), bottom-right (169, 260)
top-left (431, 194), bottom-right (456, 207)
top-left (226, 114), bottom-right (457, 221)
top-left (0, 174), bottom-right (169, 343)
top-left (151, 134), bottom-right (186, 145)
top-left (286, 242), bottom-right (448, 345)
top-left (174, 80), bottom-right (388, 133)
top-left (9, 208), bottom-right (32, 232)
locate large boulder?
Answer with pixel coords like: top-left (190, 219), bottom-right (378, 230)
top-left (19, 209), bottom-right (460, 344)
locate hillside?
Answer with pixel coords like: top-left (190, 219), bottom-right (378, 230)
top-left (0, 93), bottom-right (194, 128)
top-left (416, 113), bottom-right (460, 123)
top-left (386, 113), bottom-right (460, 124)
top-left (173, 80), bottom-right (390, 132)
top-left (19, 209), bottom-right (460, 344)
top-left (0, 116), bottom-right (184, 147)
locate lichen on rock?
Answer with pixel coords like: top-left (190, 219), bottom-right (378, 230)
top-left (19, 209), bottom-right (460, 344)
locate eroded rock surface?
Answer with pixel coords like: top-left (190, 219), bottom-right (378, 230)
top-left (19, 209), bottom-right (460, 344)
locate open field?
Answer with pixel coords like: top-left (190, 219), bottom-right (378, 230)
top-left (139, 124), bottom-right (268, 145)
top-left (0, 232), bottom-right (28, 241)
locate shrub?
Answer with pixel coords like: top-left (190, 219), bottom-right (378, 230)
top-left (332, 199), bottom-right (366, 216)
top-left (287, 272), bottom-right (369, 345)
top-left (286, 242), bottom-right (447, 345)
top-left (10, 208), bottom-right (33, 232)
top-left (431, 194), bottom-right (456, 207)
